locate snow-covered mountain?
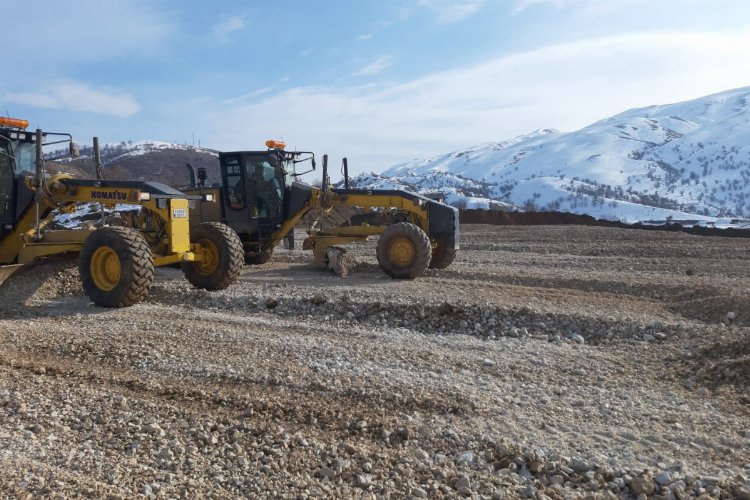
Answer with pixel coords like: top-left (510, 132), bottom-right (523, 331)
top-left (49, 140), bottom-right (221, 186)
top-left (68, 140), bottom-right (218, 165)
top-left (349, 87), bottom-right (750, 223)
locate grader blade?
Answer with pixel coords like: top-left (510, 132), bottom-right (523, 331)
top-left (0, 265), bottom-right (24, 287)
top-left (325, 246), bottom-right (357, 277)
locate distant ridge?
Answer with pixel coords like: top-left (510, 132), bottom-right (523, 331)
top-left (348, 87), bottom-right (750, 224)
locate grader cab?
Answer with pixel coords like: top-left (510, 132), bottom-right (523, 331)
top-left (0, 117), bottom-right (243, 306)
top-left (183, 140), bottom-right (459, 279)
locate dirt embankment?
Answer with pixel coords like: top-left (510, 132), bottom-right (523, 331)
top-left (460, 209), bottom-right (750, 238)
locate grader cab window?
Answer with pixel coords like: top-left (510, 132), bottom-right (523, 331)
top-left (246, 158), bottom-right (283, 218)
top-left (10, 141), bottom-right (36, 175)
top-left (224, 157), bottom-right (245, 210)
top-left (0, 145), bottom-right (12, 219)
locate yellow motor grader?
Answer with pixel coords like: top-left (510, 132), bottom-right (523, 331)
top-left (182, 141), bottom-right (459, 278)
top-left (0, 117), bottom-right (243, 307)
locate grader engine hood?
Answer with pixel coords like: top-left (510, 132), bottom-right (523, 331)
top-left (330, 188), bottom-right (460, 251)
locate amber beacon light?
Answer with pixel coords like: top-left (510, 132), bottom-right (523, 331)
top-left (265, 140), bottom-right (286, 150)
top-left (0, 117), bottom-right (29, 129)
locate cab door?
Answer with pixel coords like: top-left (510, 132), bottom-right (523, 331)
top-left (0, 149), bottom-right (14, 227)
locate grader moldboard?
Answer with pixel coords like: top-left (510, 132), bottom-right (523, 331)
top-left (182, 140), bottom-right (459, 278)
top-left (0, 118), bottom-right (243, 307)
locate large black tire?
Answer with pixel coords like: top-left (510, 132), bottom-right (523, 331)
top-left (376, 222), bottom-right (432, 279)
top-left (245, 250), bottom-right (273, 265)
top-left (429, 239), bottom-right (457, 269)
top-left (183, 223), bottom-right (243, 290)
top-left (79, 227), bottom-right (154, 308)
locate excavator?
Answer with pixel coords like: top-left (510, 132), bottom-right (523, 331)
top-left (182, 140), bottom-right (459, 279)
top-left (0, 117), bottom-right (243, 307)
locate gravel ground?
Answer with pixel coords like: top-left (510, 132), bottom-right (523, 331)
top-left (0, 224), bottom-right (749, 499)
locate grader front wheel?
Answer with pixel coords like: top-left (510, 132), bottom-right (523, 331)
top-left (79, 227), bottom-right (154, 307)
top-left (376, 222), bottom-right (432, 279)
top-left (429, 239), bottom-right (457, 269)
top-left (183, 223), bottom-right (243, 290)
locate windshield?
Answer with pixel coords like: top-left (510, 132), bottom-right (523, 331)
top-left (281, 158), bottom-right (296, 186)
top-left (9, 140), bottom-right (36, 175)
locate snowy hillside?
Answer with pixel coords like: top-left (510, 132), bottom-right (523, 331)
top-left (61, 140), bottom-right (218, 166)
top-left (353, 87), bottom-right (750, 223)
top-left (48, 140), bottom-right (221, 187)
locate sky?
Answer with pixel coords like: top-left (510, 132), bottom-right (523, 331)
top-left (2, 0), bottom-right (750, 178)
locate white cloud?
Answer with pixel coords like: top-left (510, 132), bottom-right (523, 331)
top-left (352, 57), bottom-right (393, 77)
top-left (358, 33), bottom-right (374, 40)
top-left (200, 29), bottom-right (750, 176)
top-left (417, 0), bottom-right (485, 23)
top-left (213, 16), bottom-right (246, 43)
top-left (513, 0), bottom-right (573, 12)
top-left (221, 87), bottom-right (275, 105)
top-left (4, 81), bottom-right (141, 118)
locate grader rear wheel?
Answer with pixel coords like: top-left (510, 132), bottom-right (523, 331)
top-left (429, 239), bottom-right (457, 269)
top-left (79, 227), bottom-right (154, 307)
top-left (183, 223), bottom-right (243, 290)
top-left (376, 222), bottom-right (432, 279)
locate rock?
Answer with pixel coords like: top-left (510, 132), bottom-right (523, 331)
top-left (355, 420), bottom-right (367, 430)
top-left (630, 476), bottom-right (656, 496)
top-left (733, 485), bottom-right (750, 500)
top-left (655, 471), bottom-right (672, 486)
top-left (455, 475), bottom-right (471, 490)
top-left (570, 458), bottom-right (590, 473)
top-left (522, 485), bottom-right (536, 498)
top-left (142, 484), bottom-right (152, 496)
top-left (643, 334), bottom-right (656, 342)
top-left (492, 489), bottom-right (505, 500)
top-left (113, 395), bottom-right (127, 409)
top-left (457, 487), bottom-right (472, 497)
top-left (145, 422), bottom-right (162, 435)
top-left (702, 476), bottom-right (720, 487)
top-left (316, 467), bottom-right (336, 480)
top-left (354, 474), bottom-right (370, 489)
top-left (727, 311), bottom-right (737, 321)
top-left (415, 449), bottom-right (429, 462)
top-left (311, 293), bottom-right (327, 305)
top-left (569, 334), bottom-right (585, 344)
top-left (411, 488), bottom-right (427, 498)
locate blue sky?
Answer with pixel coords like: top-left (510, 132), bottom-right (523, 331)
top-left (2, 0), bottom-right (750, 177)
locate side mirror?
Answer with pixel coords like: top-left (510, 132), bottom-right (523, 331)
top-left (70, 142), bottom-right (80, 158)
top-left (311, 158), bottom-right (316, 170)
